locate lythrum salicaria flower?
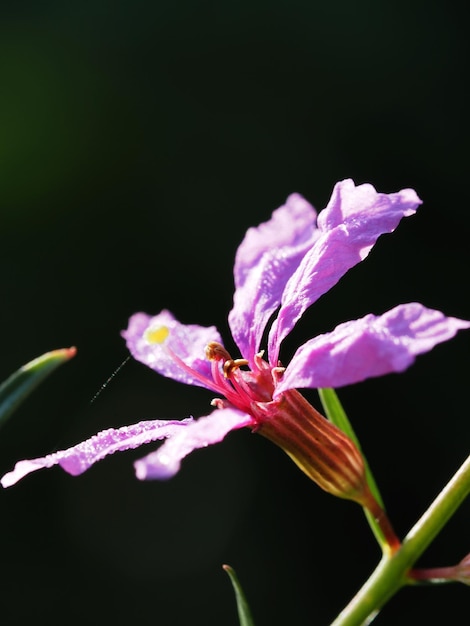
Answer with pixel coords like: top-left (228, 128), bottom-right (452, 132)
top-left (2, 180), bottom-right (469, 500)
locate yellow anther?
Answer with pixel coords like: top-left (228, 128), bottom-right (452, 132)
top-left (145, 326), bottom-right (170, 344)
top-left (205, 341), bottom-right (231, 362)
top-left (223, 358), bottom-right (249, 378)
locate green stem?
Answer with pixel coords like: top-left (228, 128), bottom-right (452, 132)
top-left (409, 566), bottom-right (456, 583)
top-left (318, 388), bottom-right (388, 550)
top-left (332, 453), bottom-right (470, 625)
top-left (318, 388), bottom-right (384, 508)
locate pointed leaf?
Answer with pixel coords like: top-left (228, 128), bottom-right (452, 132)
top-left (0, 347), bottom-right (76, 429)
top-left (223, 565), bottom-right (255, 626)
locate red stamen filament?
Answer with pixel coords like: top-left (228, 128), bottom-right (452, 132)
top-left (162, 342), bottom-right (260, 413)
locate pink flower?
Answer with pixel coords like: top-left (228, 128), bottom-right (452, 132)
top-left (2, 180), bottom-right (468, 493)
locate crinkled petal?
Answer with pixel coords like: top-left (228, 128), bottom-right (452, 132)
top-left (275, 303), bottom-right (470, 394)
top-left (122, 310), bottom-right (222, 389)
top-left (268, 180), bottom-right (422, 364)
top-left (1, 418), bottom-right (194, 488)
top-left (233, 193), bottom-right (318, 289)
top-left (229, 194), bottom-right (320, 362)
top-left (134, 407), bottom-right (254, 480)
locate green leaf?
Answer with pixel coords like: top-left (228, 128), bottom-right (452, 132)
top-left (223, 564), bottom-right (255, 626)
top-left (0, 347), bottom-right (76, 429)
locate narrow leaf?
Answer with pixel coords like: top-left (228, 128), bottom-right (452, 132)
top-left (0, 347), bottom-right (76, 429)
top-left (223, 564), bottom-right (255, 626)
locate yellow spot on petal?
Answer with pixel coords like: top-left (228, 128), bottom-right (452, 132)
top-left (145, 326), bottom-right (170, 344)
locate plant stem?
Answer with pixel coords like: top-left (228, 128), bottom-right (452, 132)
top-left (409, 566), bottom-right (455, 583)
top-left (318, 388), bottom-right (388, 551)
top-left (332, 453), bottom-right (470, 626)
top-left (362, 491), bottom-right (401, 555)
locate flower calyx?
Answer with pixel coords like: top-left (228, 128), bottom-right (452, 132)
top-left (255, 389), bottom-right (370, 505)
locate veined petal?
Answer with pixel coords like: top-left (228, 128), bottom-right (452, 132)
top-left (276, 303), bottom-right (470, 394)
top-left (122, 310), bottom-right (222, 389)
top-left (1, 418), bottom-right (193, 488)
top-left (317, 179), bottom-right (419, 230)
top-left (268, 180), bottom-right (422, 363)
top-left (134, 407), bottom-right (254, 480)
top-left (233, 193), bottom-right (318, 289)
top-left (229, 194), bottom-right (320, 362)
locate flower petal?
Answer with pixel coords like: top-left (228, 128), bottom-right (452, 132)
top-left (275, 303), bottom-right (470, 394)
top-left (228, 194), bottom-right (320, 362)
top-left (268, 180), bottom-right (422, 364)
top-left (122, 310), bottom-right (222, 389)
top-left (233, 193), bottom-right (318, 289)
top-left (1, 418), bottom-right (194, 488)
top-left (134, 407), bottom-right (254, 480)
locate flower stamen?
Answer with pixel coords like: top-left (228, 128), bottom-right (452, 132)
top-left (223, 358), bottom-right (249, 378)
top-left (205, 341), bottom-right (261, 410)
top-left (205, 342), bottom-right (231, 362)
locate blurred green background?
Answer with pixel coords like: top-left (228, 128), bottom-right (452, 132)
top-left (0, 1), bottom-right (469, 624)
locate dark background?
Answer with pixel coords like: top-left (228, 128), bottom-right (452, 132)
top-left (0, 1), bottom-right (469, 624)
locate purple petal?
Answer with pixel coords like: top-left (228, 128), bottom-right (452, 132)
top-left (1, 418), bottom-right (194, 488)
top-left (268, 180), bottom-right (422, 364)
top-left (134, 407), bottom-right (254, 480)
top-left (275, 303), bottom-right (470, 394)
top-left (229, 194), bottom-right (320, 362)
top-left (122, 310), bottom-right (222, 389)
top-left (233, 193), bottom-right (318, 289)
